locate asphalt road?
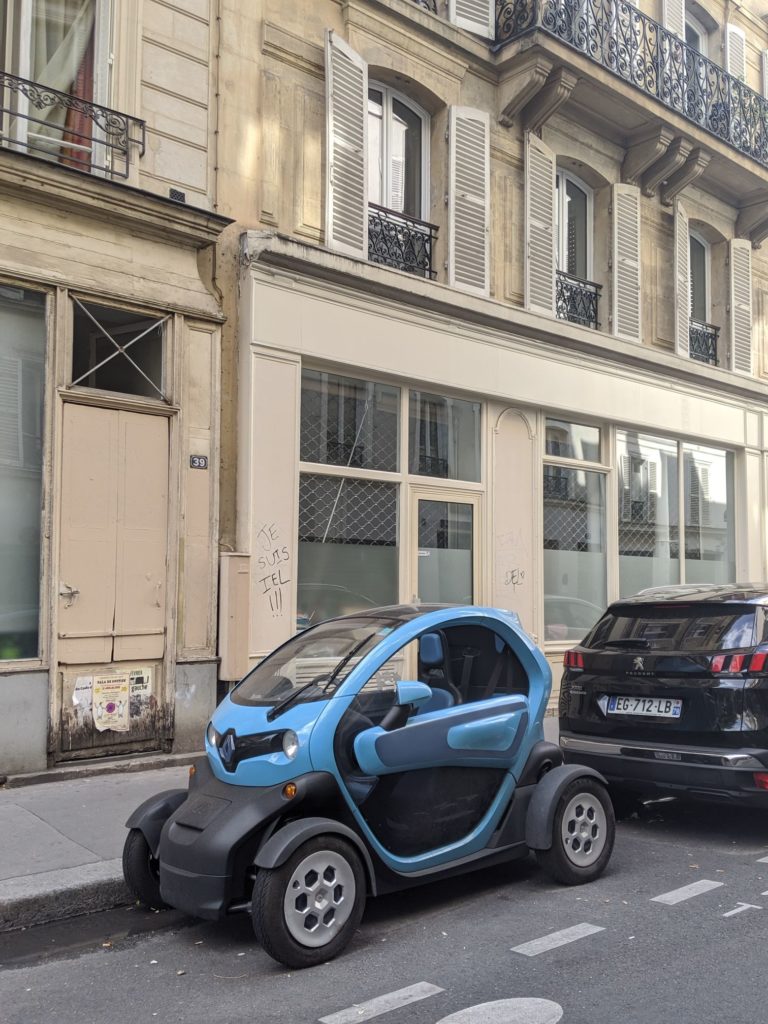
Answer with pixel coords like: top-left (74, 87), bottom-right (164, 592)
top-left (3, 797), bottom-right (768, 1024)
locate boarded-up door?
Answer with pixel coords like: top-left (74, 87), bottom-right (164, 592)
top-left (57, 404), bottom-right (169, 756)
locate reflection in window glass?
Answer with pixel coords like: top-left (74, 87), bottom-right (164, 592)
top-left (565, 178), bottom-right (588, 279)
top-left (617, 431), bottom-right (679, 597)
top-left (683, 443), bottom-right (734, 584)
top-left (417, 500), bottom-right (473, 605)
top-left (690, 235), bottom-right (708, 322)
top-left (300, 370), bottom-right (399, 472)
top-left (367, 85), bottom-right (425, 219)
top-left (545, 419), bottom-right (600, 461)
top-left (0, 286), bottom-right (46, 660)
top-left (367, 89), bottom-right (384, 208)
top-left (297, 474), bottom-right (398, 628)
top-left (72, 301), bottom-right (165, 399)
top-left (543, 466), bottom-right (606, 641)
top-left (409, 391), bottom-right (481, 481)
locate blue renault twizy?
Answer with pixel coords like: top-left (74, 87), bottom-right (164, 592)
top-left (123, 605), bottom-right (615, 968)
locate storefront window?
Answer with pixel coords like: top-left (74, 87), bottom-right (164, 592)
top-left (409, 391), bottom-right (481, 481)
top-left (683, 443), bottom-right (735, 584)
top-left (543, 466), bottom-right (606, 641)
top-left (545, 419), bottom-right (600, 461)
top-left (617, 431), bottom-right (680, 597)
top-left (300, 370), bottom-right (399, 472)
top-left (0, 286), bottom-right (46, 659)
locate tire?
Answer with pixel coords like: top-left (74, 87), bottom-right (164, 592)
top-left (122, 828), bottom-right (168, 910)
top-left (252, 835), bottom-right (366, 969)
top-left (536, 777), bottom-right (615, 886)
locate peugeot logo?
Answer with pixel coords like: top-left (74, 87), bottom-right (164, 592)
top-left (219, 731), bottom-right (236, 767)
top-left (633, 656), bottom-right (645, 671)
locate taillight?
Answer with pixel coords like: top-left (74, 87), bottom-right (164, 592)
top-left (710, 648), bottom-right (768, 674)
top-left (564, 650), bottom-right (585, 670)
top-left (754, 772), bottom-right (768, 791)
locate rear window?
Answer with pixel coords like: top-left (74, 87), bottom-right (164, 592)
top-left (585, 604), bottom-right (759, 652)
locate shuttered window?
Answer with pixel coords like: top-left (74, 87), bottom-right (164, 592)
top-left (325, 31), bottom-right (368, 259)
top-left (448, 106), bottom-right (490, 296)
top-left (448, 0), bottom-right (495, 39)
top-left (662, 0), bottom-right (685, 38)
top-left (612, 184), bottom-right (641, 342)
top-left (674, 201), bottom-right (690, 359)
top-left (729, 238), bottom-right (752, 375)
top-left (726, 26), bottom-right (747, 83)
top-left (525, 132), bottom-right (556, 315)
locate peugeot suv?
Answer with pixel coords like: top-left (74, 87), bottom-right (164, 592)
top-left (559, 584), bottom-right (768, 807)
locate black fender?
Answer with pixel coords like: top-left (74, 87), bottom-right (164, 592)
top-left (525, 765), bottom-right (608, 851)
top-left (125, 789), bottom-right (188, 857)
top-left (516, 741), bottom-right (565, 787)
top-left (255, 816), bottom-right (378, 896)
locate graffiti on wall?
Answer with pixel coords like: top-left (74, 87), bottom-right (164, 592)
top-left (256, 522), bottom-right (291, 617)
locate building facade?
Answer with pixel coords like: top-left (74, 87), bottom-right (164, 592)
top-left (217, 0), bottom-right (768, 702)
top-left (0, 0), bottom-right (230, 773)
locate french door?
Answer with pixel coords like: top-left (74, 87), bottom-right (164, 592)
top-left (410, 489), bottom-right (480, 606)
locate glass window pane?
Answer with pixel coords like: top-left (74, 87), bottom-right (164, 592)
top-left (545, 418), bottom-right (601, 461)
top-left (297, 474), bottom-right (398, 627)
top-left (367, 89), bottom-right (384, 208)
top-left (409, 391), bottom-right (481, 481)
top-left (543, 466), bottom-right (606, 641)
top-left (690, 236), bottom-right (707, 322)
top-left (0, 286), bottom-right (46, 660)
top-left (617, 431), bottom-right (680, 597)
top-left (565, 178), bottom-right (588, 279)
top-left (417, 500), bottom-right (473, 605)
top-left (391, 98), bottom-right (422, 219)
top-left (72, 301), bottom-right (164, 399)
top-left (300, 370), bottom-right (399, 472)
top-left (683, 444), bottom-right (735, 584)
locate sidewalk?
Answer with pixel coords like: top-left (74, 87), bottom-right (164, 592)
top-left (0, 718), bottom-right (561, 933)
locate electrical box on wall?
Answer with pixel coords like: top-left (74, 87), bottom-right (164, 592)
top-left (218, 553), bottom-right (251, 682)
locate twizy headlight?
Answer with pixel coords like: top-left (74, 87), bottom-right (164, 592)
top-left (282, 729), bottom-right (299, 760)
top-left (206, 722), bottom-right (217, 747)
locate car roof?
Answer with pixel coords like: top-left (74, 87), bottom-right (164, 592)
top-left (335, 603), bottom-right (452, 622)
top-left (613, 584), bottom-right (768, 607)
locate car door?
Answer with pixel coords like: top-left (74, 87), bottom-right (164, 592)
top-left (337, 624), bottom-right (531, 861)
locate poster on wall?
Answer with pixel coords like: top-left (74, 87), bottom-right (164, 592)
top-left (129, 667), bottom-right (154, 718)
top-left (93, 674), bottom-right (130, 733)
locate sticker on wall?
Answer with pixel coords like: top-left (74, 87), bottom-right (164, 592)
top-left (72, 676), bottom-right (93, 711)
top-left (93, 675), bottom-right (130, 732)
top-left (129, 667), bottom-right (155, 718)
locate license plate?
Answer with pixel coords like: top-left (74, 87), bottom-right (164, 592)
top-left (607, 695), bottom-right (682, 718)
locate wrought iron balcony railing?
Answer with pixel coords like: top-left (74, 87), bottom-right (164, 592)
top-left (0, 71), bottom-right (146, 180)
top-left (556, 270), bottom-right (600, 329)
top-left (495, 1), bottom-right (768, 169)
top-left (368, 204), bottom-right (438, 279)
top-left (410, 0), bottom-right (438, 11)
top-left (689, 318), bottom-right (719, 366)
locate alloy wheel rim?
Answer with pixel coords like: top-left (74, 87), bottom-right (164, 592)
top-left (560, 792), bottom-right (607, 866)
top-left (283, 850), bottom-right (356, 948)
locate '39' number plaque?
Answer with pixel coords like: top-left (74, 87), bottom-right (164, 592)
top-left (189, 455), bottom-right (209, 470)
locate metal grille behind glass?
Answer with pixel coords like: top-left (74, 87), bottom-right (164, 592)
top-left (299, 475), bottom-right (398, 546)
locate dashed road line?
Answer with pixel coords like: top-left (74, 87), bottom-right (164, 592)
top-left (318, 982), bottom-right (444, 1024)
top-left (651, 879), bottom-right (724, 905)
top-left (757, 855), bottom-right (768, 863)
top-left (511, 922), bottom-right (605, 957)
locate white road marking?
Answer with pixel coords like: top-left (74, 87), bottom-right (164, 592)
top-left (436, 998), bottom-right (563, 1024)
top-left (722, 902), bottom-right (761, 918)
top-left (511, 922), bottom-right (605, 957)
top-left (651, 879), bottom-right (724, 905)
top-left (318, 982), bottom-right (444, 1024)
top-left (757, 855), bottom-right (768, 863)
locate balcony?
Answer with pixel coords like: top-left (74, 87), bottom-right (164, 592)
top-left (0, 71), bottom-right (145, 180)
top-left (494, 1), bottom-right (768, 170)
top-left (409, 0), bottom-right (438, 11)
top-left (556, 270), bottom-right (600, 329)
top-left (688, 318), bottom-right (719, 366)
top-left (368, 204), bottom-right (438, 279)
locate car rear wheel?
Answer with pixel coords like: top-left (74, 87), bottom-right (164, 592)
top-left (122, 828), bottom-right (168, 910)
top-left (252, 836), bottom-right (366, 968)
top-left (536, 778), bottom-right (615, 885)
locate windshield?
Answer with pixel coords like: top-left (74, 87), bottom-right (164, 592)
top-left (586, 604), bottom-right (758, 653)
top-left (230, 617), bottom-right (398, 706)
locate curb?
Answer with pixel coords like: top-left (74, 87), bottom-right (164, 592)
top-left (0, 860), bottom-right (131, 933)
top-left (2, 752), bottom-right (200, 789)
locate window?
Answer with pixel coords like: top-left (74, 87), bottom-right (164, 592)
top-left (685, 12), bottom-right (707, 56)
top-left (0, 286), bottom-right (46, 660)
top-left (367, 85), bottom-right (428, 220)
top-left (555, 170), bottom-right (592, 281)
top-left (408, 391), bottom-right (481, 481)
top-left (689, 232), bottom-right (709, 323)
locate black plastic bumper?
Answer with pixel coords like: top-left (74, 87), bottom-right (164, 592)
top-left (157, 759), bottom-right (337, 920)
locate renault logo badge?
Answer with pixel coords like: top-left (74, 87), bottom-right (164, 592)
top-left (220, 731), bottom-right (236, 767)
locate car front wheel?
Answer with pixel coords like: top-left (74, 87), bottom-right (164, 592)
top-left (536, 778), bottom-right (615, 885)
top-left (251, 835), bottom-right (366, 968)
top-left (122, 828), bottom-right (168, 910)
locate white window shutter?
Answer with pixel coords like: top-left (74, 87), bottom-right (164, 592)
top-left (448, 106), bottom-right (490, 296)
top-left (448, 0), bottom-right (495, 39)
top-left (0, 356), bottom-right (22, 466)
top-left (729, 237), bottom-right (753, 375)
top-left (662, 0), bottom-right (685, 38)
top-left (762, 50), bottom-right (768, 98)
top-left (324, 30), bottom-right (368, 259)
top-left (674, 201), bottom-right (690, 359)
top-left (524, 132), bottom-right (556, 316)
top-left (726, 26), bottom-right (747, 83)
top-left (612, 184), bottom-right (642, 342)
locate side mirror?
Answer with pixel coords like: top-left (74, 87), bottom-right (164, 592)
top-left (395, 680), bottom-right (433, 708)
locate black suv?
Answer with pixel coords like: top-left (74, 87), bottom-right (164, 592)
top-left (559, 584), bottom-right (768, 807)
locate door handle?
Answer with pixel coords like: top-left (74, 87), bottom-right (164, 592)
top-left (59, 582), bottom-right (81, 608)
